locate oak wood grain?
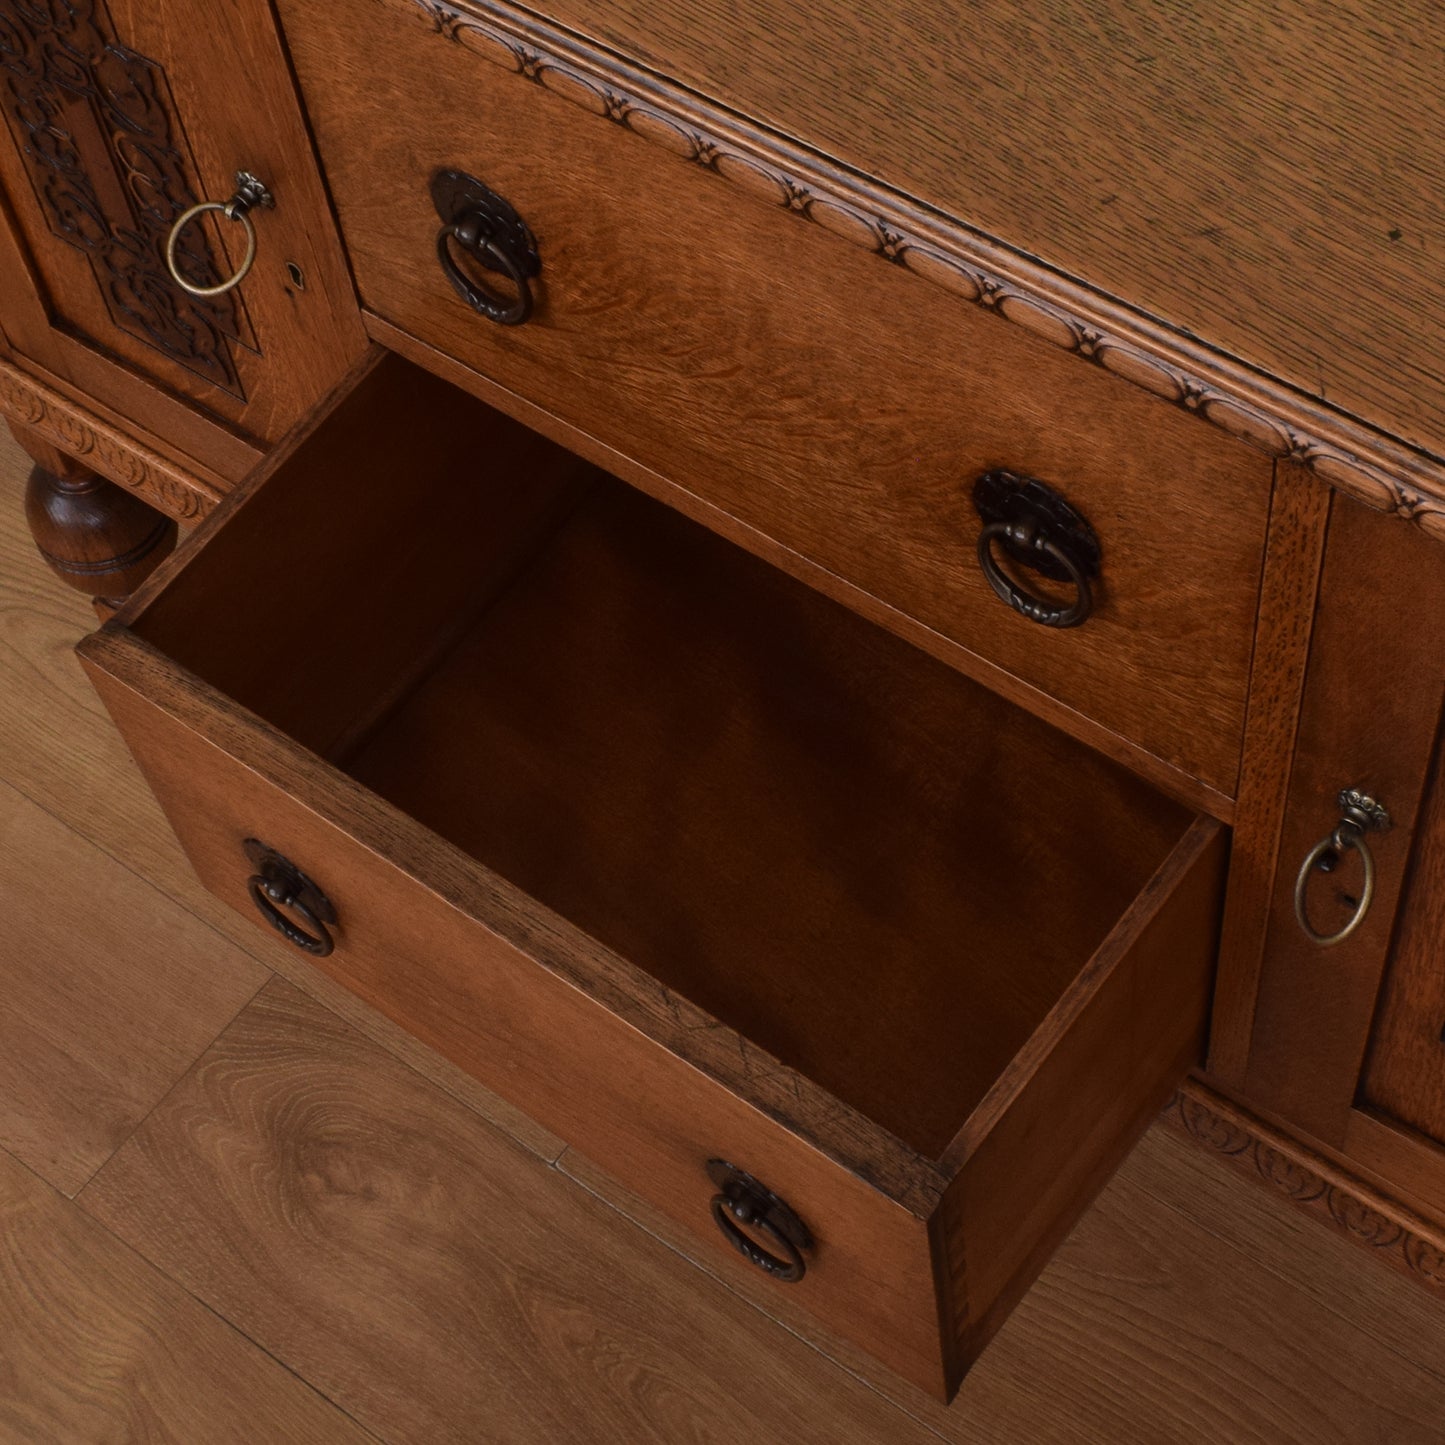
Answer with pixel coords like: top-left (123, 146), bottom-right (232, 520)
top-left (1208, 461), bottom-right (1333, 1082)
top-left (0, 356), bottom-right (227, 523)
top-left (531, 0), bottom-right (1445, 465)
top-left (14, 421), bottom-right (178, 605)
top-left (942, 817), bottom-right (1224, 1373)
top-left (77, 978), bottom-right (945, 1445)
top-left (1147, 1098), bottom-right (1445, 1376)
top-left (277, 0), bottom-right (1274, 800)
top-left (0, 1147), bottom-right (372, 1444)
top-left (337, 469), bottom-right (1193, 1158)
top-left (77, 360), bottom-right (1233, 1391)
top-left (365, 313), bottom-right (1237, 822)
top-left (1362, 735), bottom-right (1445, 1144)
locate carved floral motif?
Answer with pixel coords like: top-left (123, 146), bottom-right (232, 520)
top-left (0, 0), bottom-right (256, 395)
top-left (0, 357), bottom-right (218, 521)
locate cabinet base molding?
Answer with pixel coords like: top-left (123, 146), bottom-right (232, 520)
top-left (1168, 1080), bottom-right (1445, 1295)
top-left (0, 358), bottom-right (223, 524)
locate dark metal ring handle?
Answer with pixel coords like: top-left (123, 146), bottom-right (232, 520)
top-left (977, 519), bottom-right (1093, 628)
top-left (243, 839), bottom-right (336, 957)
top-left (971, 470), bottom-right (1101, 629)
top-left (436, 215), bottom-right (533, 326)
top-left (706, 1160), bottom-right (813, 1284)
top-left (1293, 788), bottom-right (1391, 947)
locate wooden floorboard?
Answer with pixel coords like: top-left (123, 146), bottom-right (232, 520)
top-left (0, 1146), bottom-right (375, 1445)
top-left (0, 426), bottom-right (566, 1163)
top-left (77, 977), bottom-right (945, 1445)
top-left (1130, 1123), bottom-right (1445, 1388)
top-left (0, 777), bottom-right (266, 1195)
top-left (4, 425), bottom-right (1445, 1439)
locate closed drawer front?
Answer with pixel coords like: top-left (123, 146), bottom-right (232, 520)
top-left (82, 355), bottom-right (1225, 1399)
top-left (274, 0), bottom-right (1273, 804)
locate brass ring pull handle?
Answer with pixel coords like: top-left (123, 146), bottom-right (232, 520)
top-left (1293, 789), bottom-right (1392, 947)
top-left (243, 838), bottom-right (336, 957)
top-left (972, 470), bottom-right (1101, 629)
top-left (164, 171), bottom-right (274, 298)
top-left (431, 169), bottom-right (541, 327)
top-left (706, 1160), bottom-right (813, 1283)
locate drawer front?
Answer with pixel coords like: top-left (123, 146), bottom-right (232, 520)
top-left (80, 353), bottom-right (1229, 1400)
top-left (277, 0), bottom-right (1272, 799)
top-left (81, 643), bottom-right (949, 1397)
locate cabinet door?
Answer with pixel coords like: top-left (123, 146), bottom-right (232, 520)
top-left (1360, 759), bottom-right (1445, 1146)
top-left (0, 0), bottom-right (365, 481)
top-left (1240, 493), bottom-right (1445, 1154)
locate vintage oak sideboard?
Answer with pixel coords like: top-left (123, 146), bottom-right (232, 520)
top-left (4, 0), bottom-right (1445, 1404)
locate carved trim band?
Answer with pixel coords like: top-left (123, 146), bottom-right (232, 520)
top-left (1166, 1080), bottom-right (1445, 1296)
top-left (0, 358), bottom-right (222, 523)
top-left (409, 0), bottom-right (1445, 535)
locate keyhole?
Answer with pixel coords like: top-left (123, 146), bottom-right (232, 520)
top-left (285, 260), bottom-right (306, 290)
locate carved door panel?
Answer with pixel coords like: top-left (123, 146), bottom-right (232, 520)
top-left (0, 0), bottom-right (365, 482)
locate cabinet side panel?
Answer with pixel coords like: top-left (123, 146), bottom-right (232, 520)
top-left (945, 819), bottom-right (1224, 1383)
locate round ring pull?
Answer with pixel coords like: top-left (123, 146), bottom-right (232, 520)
top-left (1293, 788), bottom-right (1391, 947)
top-left (430, 169), bottom-right (541, 329)
top-left (436, 216), bottom-right (533, 326)
top-left (243, 838), bottom-right (336, 957)
top-left (706, 1159), bottom-right (813, 1283)
top-left (972, 470), bottom-right (1101, 629)
top-left (977, 519), bottom-right (1093, 628)
top-left (164, 171), bottom-right (274, 298)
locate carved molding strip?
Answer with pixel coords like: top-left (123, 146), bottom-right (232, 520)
top-left (408, 0), bottom-right (1445, 535)
top-left (0, 356), bottom-right (221, 522)
top-left (1165, 1081), bottom-right (1445, 1296)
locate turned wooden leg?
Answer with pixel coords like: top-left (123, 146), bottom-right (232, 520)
top-left (9, 421), bottom-right (177, 613)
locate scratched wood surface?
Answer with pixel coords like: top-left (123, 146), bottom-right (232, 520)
top-left (542, 0), bottom-right (1445, 463)
top-left (5, 426), bottom-right (1445, 1439)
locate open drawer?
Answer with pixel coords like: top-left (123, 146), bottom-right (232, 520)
top-left (79, 353), bottom-right (1226, 1401)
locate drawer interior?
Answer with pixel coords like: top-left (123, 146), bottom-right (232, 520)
top-left (133, 355), bottom-right (1197, 1158)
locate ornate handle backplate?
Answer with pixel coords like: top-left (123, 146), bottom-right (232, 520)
top-left (165, 171), bottom-right (274, 297)
top-left (431, 168), bottom-right (541, 326)
top-left (972, 469), bottom-right (1102, 628)
top-left (1293, 788), bottom-right (1392, 947)
top-left (243, 838), bottom-right (337, 957)
top-left (706, 1159), bottom-right (814, 1283)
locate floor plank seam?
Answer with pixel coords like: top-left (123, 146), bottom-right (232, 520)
top-left (553, 1148), bottom-right (955, 1443)
top-left (2, 1138), bottom-right (390, 1442)
top-left (65, 971), bottom-right (275, 1202)
top-left (1130, 1144), bottom-right (1445, 1392)
top-left (0, 763), bottom-right (279, 965)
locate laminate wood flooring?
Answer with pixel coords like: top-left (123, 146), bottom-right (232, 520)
top-left (4, 427), bottom-right (1445, 1442)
